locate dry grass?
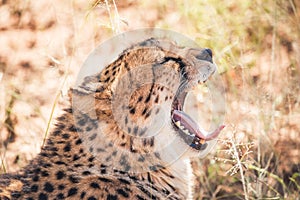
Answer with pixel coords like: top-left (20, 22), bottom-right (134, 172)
top-left (0, 0), bottom-right (299, 199)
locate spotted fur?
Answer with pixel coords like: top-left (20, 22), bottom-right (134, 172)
top-left (0, 38), bottom-right (217, 200)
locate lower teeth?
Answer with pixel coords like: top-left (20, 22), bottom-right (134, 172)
top-left (174, 120), bottom-right (195, 136)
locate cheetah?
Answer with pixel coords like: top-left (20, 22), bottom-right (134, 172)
top-left (0, 38), bottom-right (224, 200)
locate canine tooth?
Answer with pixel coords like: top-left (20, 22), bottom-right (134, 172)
top-left (183, 129), bottom-right (190, 135)
top-left (175, 121), bottom-right (181, 127)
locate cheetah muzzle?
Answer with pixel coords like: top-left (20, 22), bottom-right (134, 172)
top-left (169, 47), bottom-right (224, 151)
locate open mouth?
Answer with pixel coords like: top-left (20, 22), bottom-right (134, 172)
top-left (171, 84), bottom-right (225, 151)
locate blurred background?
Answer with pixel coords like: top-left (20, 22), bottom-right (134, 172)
top-left (0, 0), bottom-right (299, 199)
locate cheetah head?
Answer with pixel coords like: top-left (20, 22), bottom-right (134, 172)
top-left (72, 38), bottom-right (224, 168)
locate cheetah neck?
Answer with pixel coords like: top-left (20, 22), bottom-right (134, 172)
top-left (41, 109), bottom-right (196, 199)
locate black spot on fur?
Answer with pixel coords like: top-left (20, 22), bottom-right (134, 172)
top-left (56, 171), bottom-right (65, 180)
top-left (68, 125), bottom-right (77, 132)
top-left (145, 110), bottom-right (152, 119)
top-left (89, 147), bottom-right (94, 153)
top-left (53, 130), bottom-right (61, 136)
top-left (143, 137), bottom-right (154, 147)
top-left (89, 133), bottom-right (97, 141)
top-left (155, 95), bottom-right (159, 103)
top-left (107, 194), bottom-right (118, 200)
top-left (117, 188), bottom-right (129, 197)
top-left (101, 168), bottom-right (106, 174)
top-left (64, 108), bottom-right (73, 114)
top-left (67, 188), bottom-right (78, 197)
top-left (120, 142), bottom-right (126, 146)
top-left (32, 176), bottom-right (39, 182)
top-left (33, 167), bottom-right (41, 174)
top-left (137, 96), bottom-right (143, 102)
top-left (75, 138), bottom-right (82, 145)
top-left (31, 184), bottom-right (38, 192)
top-left (133, 126), bottom-right (139, 135)
top-left (56, 193), bottom-right (64, 199)
top-left (44, 182), bottom-right (54, 193)
top-left (90, 182), bottom-right (100, 189)
top-left (88, 157), bottom-right (95, 162)
top-left (62, 133), bottom-right (70, 139)
top-left (140, 108), bottom-right (146, 116)
top-left (38, 193), bottom-right (48, 200)
top-left (57, 184), bottom-right (66, 190)
top-left (98, 177), bottom-right (112, 183)
top-left (96, 148), bottom-right (105, 153)
top-left (41, 171), bottom-right (49, 177)
top-left (69, 175), bottom-right (80, 183)
top-left (73, 154), bottom-right (80, 161)
top-left (139, 128), bottom-right (147, 136)
top-left (74, 164), bottom-right (83, 168)
top-left (130, 145), bottom-right (137, 153)
top-left (136, 195), bottom-right (146, 200)
top-left (119, 155), bottom-right (131, 171)
top-left (82, 171), bottom-right (91, 176)
top-left (112, 65), bottom-right (118, 71)
top-left (55, 161), bottom-right (66, 165)
top-left (129, 107), bottom-right (136, 114)
top-left (138, 155), bottom-right (145, 162)
top-left (78, 118), bottom-right (86, 126)
top-left (63, 143), bottom-right (71, 152)
top-left (118, 178), bottom-right (130, 185)
top-left (104, 77), bottom-right (110, 82)
top-left (57, 115), bottom-right (65, 121)
top-left (57, 123), bottom-right (66, 130)
top-left (89, 163), bottom-right (94, 168)
top-left (145, 94), bottom-right (151, 103)
top-left (81, 192), bottom-right (86, 198)
top-left (154, 152), bottom-right (161, 159)
top-left (58, 185), bottom-right (65, 190)
top-left (155, 108), bottom-right (160, 114)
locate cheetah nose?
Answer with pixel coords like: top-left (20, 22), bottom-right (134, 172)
top-left (195, 48), bottom-right (213, 63)
top-left (204, 48), bottom-right (213, 58)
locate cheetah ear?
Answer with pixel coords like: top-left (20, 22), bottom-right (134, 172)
top-left (70, 86), bottom-right (111, 120)
top-left (69, 88), bottom-right (97, 119)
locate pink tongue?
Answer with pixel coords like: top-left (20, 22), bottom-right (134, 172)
top-left (172, 110), bottom-right (225, 140)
